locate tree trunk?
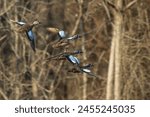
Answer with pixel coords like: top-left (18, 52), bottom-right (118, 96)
top-left (106, 0), bottom-right (123, 100)
top-left (106, 32), bottom-right (115, 99)
top-left (114, 0), bottom-right (123, 100)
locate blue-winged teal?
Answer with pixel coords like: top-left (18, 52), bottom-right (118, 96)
top-left (46, 50), bottom-right (82, 61)
top-left (68, 64), bottom-right (98, 78)
top-left (68, 67), bottom-right (91, 73)
top-left (47, 27), bottom-right (85, 44)
top-left (51, 34), bottom-right (81, 49)
top-left (10, 19), bottom-right (40, 52)
top-left (52, 40), bottom-right (71, 49)
top-left (79, 67), bottom-right (98, 78)
top-left (67, 34), bottom-right (81, 40)
top-left (70, 64), bottom-right (93, 71)
top-left (47, 27), bottom-right (97, 43)
top-left (46, 50), bottom-right (83, 64)
top-left (47, 27), bottom-right (66, 40)
top-left (26, 30), bottom-right (36, 52)
top-left (10, 20), bottom-right (40, 32)
top-left (63, 54), bottom-right (80, 65)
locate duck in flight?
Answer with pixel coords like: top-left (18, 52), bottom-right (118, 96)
top-left (68, 64), bottom-right (99, 78)
top-left (47, 27), bottom-right (87, 51)
top-left (47, 27), bottom-right (66, 40)
top-left (47, 27), bottom-right (82, 41)
top-left (46, 50), bottom-right (83, 61)
top-left (10, 19), bottom-right (40, 52)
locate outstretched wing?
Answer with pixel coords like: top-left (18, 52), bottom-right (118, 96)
top-left (85, 71), bottom-right (99, 78)
top-left (67, 34), bottom-right (80, 40)
top-left (10, 19), bottom-right (26, 26)
top-left (26, 30), bottom-right (36, 52)
top-left (66, 55), bottom-right (80, 65)
top-left (17, 21), bottom-right (26, 26)
top-left (78, 67), bottom-right (99, 78)
top-left (58, 30), bottom-right (66, 39)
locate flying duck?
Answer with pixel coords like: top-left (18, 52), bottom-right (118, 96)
top-left (46, 50), bottom-right (83, 61)
top-left (10, 19), bottom-right (40, 52)
top-left (68, 64), bottom-right (98, 78)
top-left (47, 27), bottom-right (66, 40)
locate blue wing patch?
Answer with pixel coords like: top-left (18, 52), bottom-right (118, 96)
top-left (58, 30), bottom-right (66, 39)
top-left (27, 30), bottom-right (35, 41)
top-left (26, 30), bottom-right (36, 52)
top-left (66, 55), bottom-right (80, 64)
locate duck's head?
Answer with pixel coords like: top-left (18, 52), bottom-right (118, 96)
top-left (47, 28), bottom-right (66, 38)
top-left (32, 20), bottom-right (40, 25)
top-left (47, 27), bottom-right (59, 33)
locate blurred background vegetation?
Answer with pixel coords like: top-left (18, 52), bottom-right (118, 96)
top-left (0, 0), bottom-right (150, 99)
